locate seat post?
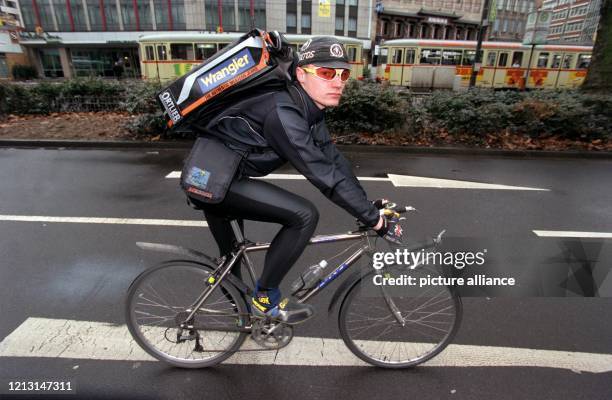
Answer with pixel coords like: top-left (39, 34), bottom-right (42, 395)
top-left (230, 219), bottom-right (244, 243)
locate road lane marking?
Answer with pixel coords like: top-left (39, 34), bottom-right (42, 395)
top-left (0, 215), bottom-right (208, 227)
top-left (1, 318), bottom-right (610, 372)
top-left (387, 174), bottom-right (548, 191)
top-left (533, 230), bottom-right (612, 239)
top-left (166, 172), bottom-right (549, 191)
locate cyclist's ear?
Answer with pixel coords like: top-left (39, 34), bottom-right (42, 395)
top-left (296, 66), bottom-right (307, 84)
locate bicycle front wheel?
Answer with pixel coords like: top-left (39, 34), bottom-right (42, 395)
top-left (125, 260), bottom-right (248, 368)
top-left (338, 264), bottom-right (462, 368)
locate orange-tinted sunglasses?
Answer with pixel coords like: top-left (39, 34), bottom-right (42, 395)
top-left (301, 66), bottom-right (351, 82)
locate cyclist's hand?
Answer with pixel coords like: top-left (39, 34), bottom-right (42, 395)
top-left (375, 215), bottom-right (404, 245)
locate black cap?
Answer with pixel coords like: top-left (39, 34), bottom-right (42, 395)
top-left (297, 36), bottom-right (350, 69)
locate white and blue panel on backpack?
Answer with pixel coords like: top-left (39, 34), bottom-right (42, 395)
top-left (197, 49), bottom-right (257, 94)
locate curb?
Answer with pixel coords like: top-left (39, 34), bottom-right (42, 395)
top-left (0, 139), bottom-right (611, 159)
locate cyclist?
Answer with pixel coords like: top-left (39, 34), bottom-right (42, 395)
top-left (188, 36), bottom-right (401, 324)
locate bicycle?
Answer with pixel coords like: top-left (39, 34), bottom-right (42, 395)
top-left (125, 203), bottom-right (462, 368)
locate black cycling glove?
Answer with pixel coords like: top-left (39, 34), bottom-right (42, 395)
top-left (375, 215), bottom-right (404, 245)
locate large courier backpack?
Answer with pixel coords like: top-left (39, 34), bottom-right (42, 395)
top-left (156, 29), bottom-right (296, 130)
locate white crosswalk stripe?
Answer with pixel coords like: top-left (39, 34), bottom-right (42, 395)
top-left (1, 318), bottom-right (610, 373)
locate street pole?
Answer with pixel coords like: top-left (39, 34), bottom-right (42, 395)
top-left (469, 0), bottom-right (492, 88)
top-left (523, 43), bottom-right (536, 90)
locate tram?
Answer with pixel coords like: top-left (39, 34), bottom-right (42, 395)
top-left (138, 32), bottom-right (365, 81)
top-left (376, 39), bottom-right (592, 90)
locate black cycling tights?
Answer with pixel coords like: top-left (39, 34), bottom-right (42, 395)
top-left (192, 177), bottom-right (319, 289)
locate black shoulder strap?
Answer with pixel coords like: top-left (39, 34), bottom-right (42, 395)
top-left (286, 83), bottom-right (308, 116)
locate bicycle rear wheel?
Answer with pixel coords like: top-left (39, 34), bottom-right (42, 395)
top-left (125, 260), bottom-right (248, 368)
top-left (338, 264), bottom-right (462, 368)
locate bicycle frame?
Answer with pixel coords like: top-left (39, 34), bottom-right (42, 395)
top-left (182, 220), bottom-right (378, 323)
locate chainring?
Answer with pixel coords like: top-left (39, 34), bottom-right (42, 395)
top-left (251, 318), bottom-right (294, 350)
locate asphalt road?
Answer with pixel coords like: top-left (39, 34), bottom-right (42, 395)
top-left (0, 147), bottom-right (610, 400)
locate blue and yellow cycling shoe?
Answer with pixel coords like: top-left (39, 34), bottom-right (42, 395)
top-left (251, 286), bottom-right (314, 325)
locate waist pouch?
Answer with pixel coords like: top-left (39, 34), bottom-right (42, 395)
top-left (181, 137), bottom-right (243, 204)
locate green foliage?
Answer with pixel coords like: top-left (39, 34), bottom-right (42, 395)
top-left (59, 77), bottom-right (123, 97)
top-left (326, 80), bottom-right (411, 133)
top-left (1, 78), bottom-right (610, 143)
top-left (11, 65), bottom-right (38, 80)
top-left (422, 89), bottom-right (612, 141)
top-left (118, 80), bottom-right (163, 114)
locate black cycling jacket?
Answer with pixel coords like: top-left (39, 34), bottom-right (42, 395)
top-left (196, 83), bottom-right (380, 228)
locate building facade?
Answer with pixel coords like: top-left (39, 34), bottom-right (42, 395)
top-left (542, 0), bottom-right (600, 44)
top-left (374, 0), bottom-right (485, 42)
top-left (488, 0), bottom-right (536, 41)
top-left (14, 0), bottom-right (379, 79)
top-left (1, 0), bottom-right (26, 78)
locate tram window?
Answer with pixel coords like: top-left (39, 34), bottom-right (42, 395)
top-left (537, 52), bottom-right (549, 68)
top-left (196, 43), bottom-right (216, 60)
top-left (577, 54), bottom-right (591, 68)
top-left (420, 48), bottom-right (441, 64)
top-left (171, 44), bottom-right (195, 60)
top-left (511, 51), bottom-right (523, 67)
top-left (551, 54), bottom-right (562, 68)
top-left (156, 45), bottom-right (167, 61)
top-left (442, 50), bottom-right (462, 65)
top-left (218, 43), bottom-right (228, 50)
top-left (379, 48), bottom-right (388, 64)
top-left (486, 51), bottom-right (497, 67)
top-left (406, 49), bottom-right (415, 64)
top-left (498, 52), bottom-right (509, 67)
top-left (347, 47), bottom-right (357, 62)
top-left (392, 49), bottom-right (403, 64)
top-left (145, 45), bottom-right (155, 61)
top-left (461, 50), bottom-right (476, 66)
top-left (563, 54), bottom-right (574, 69)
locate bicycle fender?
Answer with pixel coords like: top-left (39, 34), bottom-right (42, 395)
top-left (327, 268), bottom-right (365, 314)
top-left (136, 242), bottom-right (218, 265)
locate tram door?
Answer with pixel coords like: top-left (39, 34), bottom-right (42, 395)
top-left (556, 53), bottom-right (577, 88)
top-left (388, 47), bottom-right (405, 86)
top-left (388, 47), bottom-right (415, 86)
top-left (493, 51), bottom-right (509, 88)
top-left (481, 50), bottom-right (497, 87)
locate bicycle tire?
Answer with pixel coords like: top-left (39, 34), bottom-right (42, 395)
top-left (125, 260), bottom-right (248, 368)
top-left (338, 263), bottom-right (462, 368)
